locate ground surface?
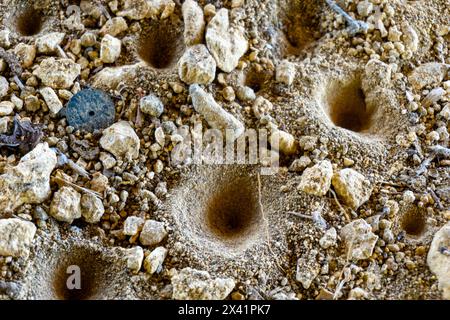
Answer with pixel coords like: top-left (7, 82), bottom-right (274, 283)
top-left (0, 0), bottom-right (449, 300)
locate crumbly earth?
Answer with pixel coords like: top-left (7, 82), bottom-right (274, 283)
top-left (0, 0), bottom-right (449, 300)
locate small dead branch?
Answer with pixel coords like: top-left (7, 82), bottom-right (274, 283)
top-left (287, 205), bottom-right (327, 230)
top-left (329, 189), bottom-right (351, 222)
top-left (52, 176), bottom-right (102, 199)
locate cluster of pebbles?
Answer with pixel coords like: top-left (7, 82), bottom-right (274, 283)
top-left (0, 0), bottom-right (449, 300)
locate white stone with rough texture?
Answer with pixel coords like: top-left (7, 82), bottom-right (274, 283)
top-left (81, 193), bottom-right (104, 223)
top-left (178, 44), bottom-right (216, 85)
top-left (40, 87), bottom-right (63, 115)
top-left (182, 0), bottom-right (205, 45)
top-left (35, 32), bottom-right (65, 54)
top-left (189, 84), bottom-right (244, 141)
top-left (123, 216), bottom-right (145, 236)
top-left (408, 63), bottom-right (448, 90)
top-left (100, 35), bottom-right (121, 63)
top-left (33, 58), bottom-right (81, 89)
top-left (276, 60), bottom-right (296, 85)
top-left (100, 121), bottom-right (140, 160)
top-left (341, 219), bottom-right (378, 261)
top-left (139, 220), bottom-right (167, 246)
top-left (172, 268), bottom-right (235, 300)
top-left (50, 186), bottom-right (82, 223)
top-left (332, 168), bottom-right (372, 210)
top-left (205, 8), bottom-right (248, 72)
top-left (427, 222), bottom-right (450, 299)
top-left (0, 218), bottom-right (36, 257)
top-left (298, 160), bottom-right (333, 196)
top-left (144, 246), bottom-right (168, 274)
top-left (125, 246), bottom-right (144, 274)
top-left (0, 143), bottom-right (57, 213)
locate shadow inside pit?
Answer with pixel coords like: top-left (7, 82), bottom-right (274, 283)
top-left (325, 77), bottom-right (374, 133)
top-left (25, 242), bottom-right (128, 300)
top-left (138, 19), bottom-right (184, 70)
top-left (52, 252), bottom-right (102, 300)
top-left (401, 206), bottom-right (428, 238)
top-left (206, 176), bottom-right (261, 241)
top-left (15, 5), bottom-right (44, 36)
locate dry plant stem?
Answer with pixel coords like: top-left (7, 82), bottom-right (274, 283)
top-left (257, 173), bottom-right (285, 273)
top-left (333, 235), bottom-right (355, 300)
top-left (329, 189), bottom-right (351, 222)
top-left (427, 188), bottom-right (443, 210)
top-left (52, 176), bottom-right (102, 199)
top-left (325, 0), bottom-right (369, 34)
top-left (430, 145), bottom-right (450, 158)
top-left (56, 45), bottom-right (68, 59)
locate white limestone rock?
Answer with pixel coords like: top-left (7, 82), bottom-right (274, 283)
top-left (189, 84), bottom-right (244, 141)
top-left (182, 0), bottom-right (205, 45)
top-left (33, 58), bottom-right (81, 89)
top-left (123, 216), bottom-right (145, 236)
top-left (49, 186), bottom-right (82, 223)
top-left (205, 8), bottom-right (248, 72)
top-left (125, 246), bottom-right (144, 274)
top-left (14, 43), bottom-right (36, 68)
top-left (100, 34), bottom-right (121, 63)
top-left (341, 219), bottom-right (378, 261)
top-left (408, 63), bottom-right (448, 91)
top-left (35, 32), bottom-right (65, 54)
top-left (276, 60), bottom-right (296, 86)
top-left (139, 220), bottom-right (167, 246)
top-left (81, 193), bottom-right (104, 223)
top-left (270, 129), bottom-right (297, 155)
top-left (298, 160), bottom-right (333, 196)
top-left (39, 87), bottom-right (63, 115)
top-left (171, 268), bottom-right (235, 300)
top-left (139, 94), bottom-right (164, 117)
top-left (178, 44), bottom-right (216, 85)
top-left (144, 246), bottom-right (168, 274)
top-left (100, 121), bottom-right (140, 160)
top-left (0, 143), bottom-right (57, 213)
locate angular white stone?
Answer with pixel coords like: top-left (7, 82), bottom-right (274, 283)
top-left (81, 193), bottom-right (104, 223)
top-left (35, 32), bottom-right (65, 54)
top-left (178, 44), bottom-right (216, 85)
top-left (40, 87), bottom-right (63, 115)
top-left (125, 246), bottom-right (144, 274)
top-left (172, 267), bottom-right (235, 300)
top-left (182, 0), bottom-right (205, 45)
top-left (144, 246), bottom-right (168, 274)
top-left (100, 121), bottom-right (140, 160)
top-left (0, 143), bottom-right (57, 213)
top-left (100, 35), bottom-right (121, 63)
top-left (189, 84), bottom-right (244, 141)
top-left (0, 218), bottom-right (36, 257)
top-left (49, 186), bottom-right (82, 223)
top-left (139, 220), bottom-right (167, 246)
top-left (298, 160), bottom-right (333, 196)
top-left (341, 219), bottom-right (378, 261)
top-left (123, 216), bottom-right (145, 236)
top-left (205, 8), bottom-right (248, 72)
top-left (332, 168), bottom-right (372, 210)
top-left (33, 58), bottom-right (81, 89)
